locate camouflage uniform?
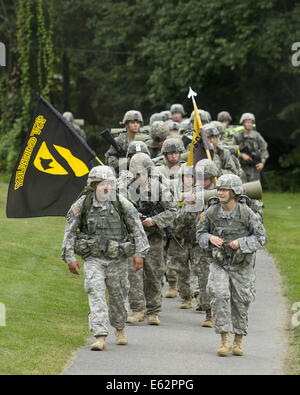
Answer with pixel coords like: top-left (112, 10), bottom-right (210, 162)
top-left (203, 123), bottom-right (238, 176)
top-left (155, 139), bottom-right (185, 290)
top-left (175, 160), bottom-right (219, 314)
top-left (148, 121), bottom-right (169, 160)
top-left (169, 208), bottom-right (201, 303)
top-left (127, 153), bottom-right (177, 318)
top-left (61, 167), bottom-right (149, 337)
top-left (214, 143), bottom-right (239, 176)
top-left (105, 111), bottom-right (151, 173)
top-left (233, 130), bottom-right (269, 182)
top-left (63, 111), bottom-right (86, 140)
top-left (196, 175), bottom-right (267, 336)
top-left (233, 113), bottom-right (269, 183)
top-left (106, 131), bottom-right (152, 172)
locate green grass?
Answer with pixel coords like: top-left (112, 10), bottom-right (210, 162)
top-left (0, 183), bottom-right (90, 375)
top-left (263, 192), bottom-right (300, 374)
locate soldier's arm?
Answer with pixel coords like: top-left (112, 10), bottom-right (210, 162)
top-left (257, 133), bottom-right (269, 164)
top-left (61, 196), bottom-right (85, 265)
top-left (195, 211), bottom-right (213, 249)
top-left (105, 146), bottom-right (120, 170)
top-left (119, 195), bottom-right (150, 258)
top-left (237, 208), bottom-right (267, 253)
top-left (151, 183), bottom-right (177, 229)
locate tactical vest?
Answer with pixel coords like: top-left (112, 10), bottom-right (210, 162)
top-left (208, 203), bottom-right (250, 242)
top-left (82, 201), bottom-right (127, 241)
top-left (206, 202), bottom-right (252, 268)
top-left (74, 193), bottom-right (132, 260)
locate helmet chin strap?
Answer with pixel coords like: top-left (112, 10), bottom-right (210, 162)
top-left (221, 190), bottom-right (236, 204)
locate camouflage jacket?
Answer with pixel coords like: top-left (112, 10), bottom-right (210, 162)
top-left (196, 201), bottom-right (267, 267)
top-left (61, 193), bottom-right (150, 264)
top-left (105, 131), bottom-right (152, 170)
top-left (233, 130), bottom-right (269, 165)
top-left (213, 143), bottom-right (239, 176)
top-left (125, 175), bottom-right (177, 236)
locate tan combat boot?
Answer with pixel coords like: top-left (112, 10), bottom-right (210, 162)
top-left (90, 335), bottom-right (106, 351)
top-left (217, 332), bottom-right (232, 357)
top-left (147, 314), bottom-right (160, 325)
top-left (195, 295), bottom-right (202, 312)
top-left (126, 311), bottom-right (145, 324)
top-left (201, 309), bottom-right (214, 328)
top-left (232, 334), bottom-right (243, 356)
top-left (114, 328), bottom-right (128, 345)
top-left (165, 281), bottom-right (178, 298)
top-left (179, 296), bottom-right (192, 309)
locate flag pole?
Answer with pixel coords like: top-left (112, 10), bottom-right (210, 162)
top-left (95, 156), bottom-right (105, 166)
top-left (188, 87), bottom-right (212, 161)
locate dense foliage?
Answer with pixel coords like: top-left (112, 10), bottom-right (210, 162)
top-left (0, 0), bottom-right (300, 189)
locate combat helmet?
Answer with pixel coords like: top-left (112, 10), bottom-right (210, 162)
top-left (164, 121), bottom-right (180, 133)
top-left (216, 174), bottom-right (243, 195)
top-left (190, 109), bottom-right (211, 125)
top-left (127, 141), bottom-right (150, 157)
top-left (63, 111), bottom-right (74, 123)
top-left (161, 137), bottom-right (184, 154)
top-left (149, 112), bottom-right (163, 125)
top-left (239, 113), bottom-right (255, 124)
top-left (195, 159), bottom-right (219, 179)
top-left (129, 152), bottom-right (153, 175)
top-left (217, 111), bottom-right (232, 122)
top-left (211, 120), bottom-right (225, 136)
top-left (150, 121), bottom-right (169, 142)
top-left (87, 166), bottom-right (116, 186)
top-left (121, 110), bottom-right (143, 125)
top-left (203, 123), bottom-right (219, 137)
top-left (160, 110), bottom-right (172, 122)
top-left (170, 103), bottom-right (185, 115)
top-left (178, 119), bottom-right (193, 135)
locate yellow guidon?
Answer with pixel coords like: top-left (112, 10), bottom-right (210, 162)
top-left (33, 142), bottom-right (89, 177)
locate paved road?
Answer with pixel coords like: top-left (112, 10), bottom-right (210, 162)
top-left (63, 250), bottom-right (287, 375)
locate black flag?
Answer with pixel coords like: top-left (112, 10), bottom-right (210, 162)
top-left (6, 97), bottom-right (96, 218)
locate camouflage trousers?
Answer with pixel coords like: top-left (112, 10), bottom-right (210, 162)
top-left (164, 244), bottom-right (177, 283)
top-left (190, 264), bottom-right (200, 296)
top-left (127, 258), bottom-right (146, 313)
top-left (166, 240), bottom-right (194, 300)
top-left (192, 246), bottom-right (212, 311)
top-left (241, 164), bottom-right (261, 183)
top-left (84, 256), bottom-right (129, 336)
top-left (207, 260), bottom-right (256, 335)
top-left (144, 233), bottom-right (165, 315)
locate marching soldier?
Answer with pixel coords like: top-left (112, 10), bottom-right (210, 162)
top-left (173, 159), bottom-right (219, 324)
top-left (148, 121), bottom-right (169, 160)
top-left (203, 123), bottom-right (238, 176)
top-left (105, 110), bottom-right (151, 174)
top-left (196, 174), bottom-right (267, 356)
top-left (170, 103), bottom-right (186, 124)
top-left (61, 165), bottom-right (149, 350)
top-left (126, 153), bottom-right (177, 325)
top-left (155, 138), bottom-right (185, 300)
top-left (233, 113), bottom-right (269, 182)
top-left (63, 111), bottom-right (86, 140)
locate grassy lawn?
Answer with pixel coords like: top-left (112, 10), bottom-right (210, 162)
top-left (263, 192), bottom-right (300, 374)
top-left (0, 182), bottom-right (90, 375)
